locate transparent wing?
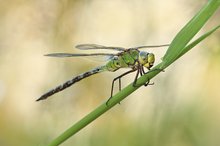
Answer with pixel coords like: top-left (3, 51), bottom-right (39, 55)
top-left (75, 44), bottom-right (125, 51)
top-left (44, 53), bottom-right (115, 61)
top-left (45, 53), bottom-right (115, 57)
top-left (134, 44), bottom-right (170, 49)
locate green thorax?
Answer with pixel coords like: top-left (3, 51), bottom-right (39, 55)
top-left (105, 49), bottom-right (140, 72)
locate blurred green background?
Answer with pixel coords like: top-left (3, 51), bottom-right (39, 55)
top-left (0, 0), bottom-right (220, 146)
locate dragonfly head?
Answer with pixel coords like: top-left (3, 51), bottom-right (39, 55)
top-left (139, 51), bottom-right (155, 69)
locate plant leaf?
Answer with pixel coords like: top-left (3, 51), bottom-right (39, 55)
top-left (161, 0), bottom-right (220, 69)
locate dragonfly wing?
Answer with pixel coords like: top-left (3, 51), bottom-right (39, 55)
top-left (134, 44), bottom-right (170, 49)
top-left (75, 44), bottom-right (125, 51)
top-left (45, 53), bottom-right (115, 57)
top-left (44, 53), bottom-right (115, 61)
top-left (75, 44), bottom-right (106, 49)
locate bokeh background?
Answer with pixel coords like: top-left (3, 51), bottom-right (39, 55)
top-left (0, 0), bottom-right (220, 146)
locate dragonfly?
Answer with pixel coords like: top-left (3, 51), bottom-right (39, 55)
top-left (36, 43), bottom-right (169, 102)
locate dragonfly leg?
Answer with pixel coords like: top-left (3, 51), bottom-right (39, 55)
top-left (106, 69), bottom-right (136, 105)
top-left (142, 68), bottom-right (166, 87)
top-left (133, 61), bottom-right (150, 87)
top-left (141, 66), bottom-right (146, 75)
top-left (140, 66), bottom-right (153, 86)
top-left (110, 69), bottom-right (137, 97)
top-left (119, 78), bottom-right (122, 91)
top-left (132, 67), bottom-right (141, 87)
top-left (134, 64), bottom-right (159, 87)
top-left (143, 77), bottom-right (154, 86)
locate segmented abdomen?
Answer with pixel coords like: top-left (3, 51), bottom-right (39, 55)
top-left (36, 66), bottom-right (106, 101)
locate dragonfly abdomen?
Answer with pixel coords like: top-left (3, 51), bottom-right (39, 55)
top-left (36, 66), bottom-right (106, 101)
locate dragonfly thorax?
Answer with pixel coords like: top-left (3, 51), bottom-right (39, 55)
top-left (138, 51), bottom-right (155, 69)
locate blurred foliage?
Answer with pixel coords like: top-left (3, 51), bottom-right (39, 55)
top-left (0, 0), bottom-right (220, 146)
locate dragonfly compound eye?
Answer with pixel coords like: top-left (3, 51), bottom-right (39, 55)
top-left (142, 53), bottom-right (155, 69)
top-left (139, 51), bottom-right (148, 64)
top-left (146, 53), bottom-right (155, 68)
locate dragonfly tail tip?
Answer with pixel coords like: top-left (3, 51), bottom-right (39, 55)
top-left (36, 98), bottom-right (42, 102)
top-left (36, 96), bottom-right (46, 102)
